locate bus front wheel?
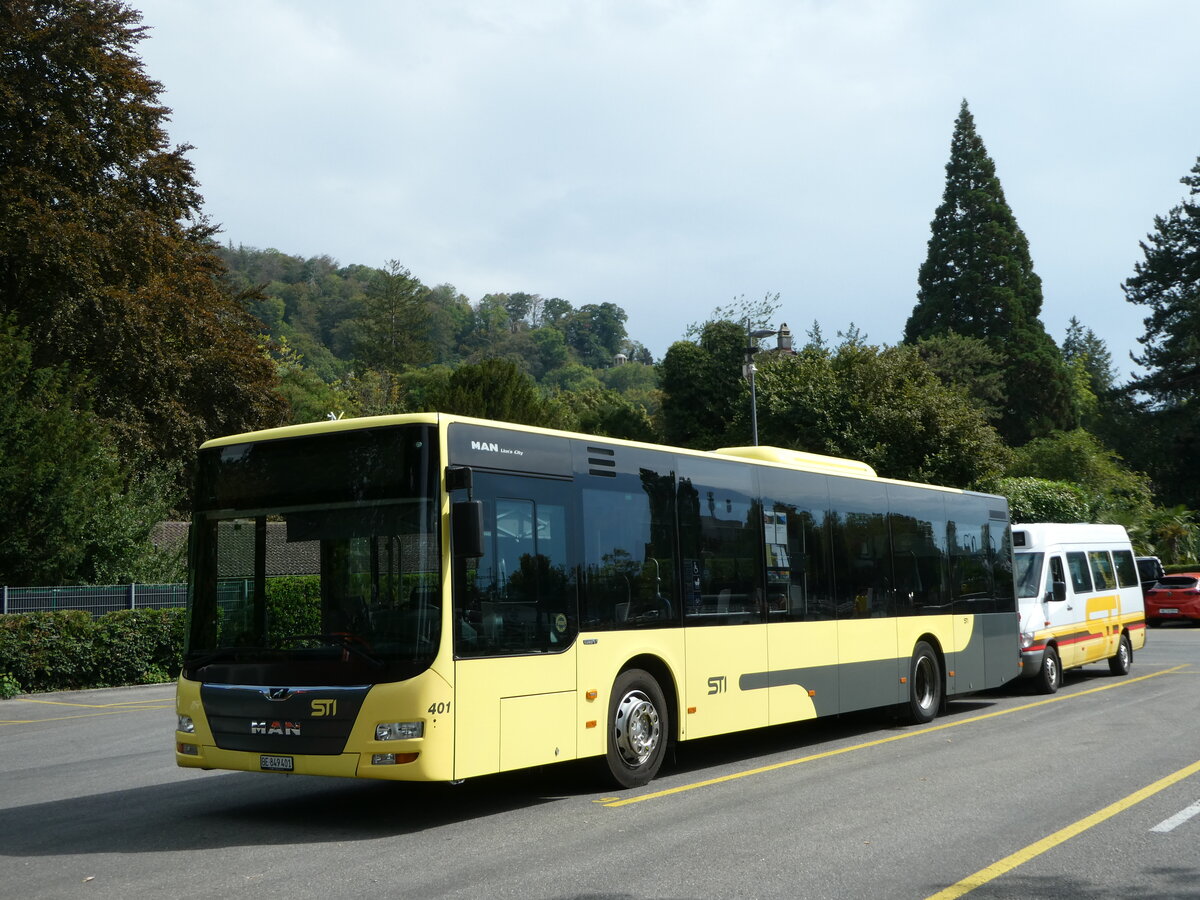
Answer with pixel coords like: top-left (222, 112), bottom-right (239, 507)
top-left (907, 641), bottom-right (942, 724)
top-left (605, 669), bottom-right (668, 789)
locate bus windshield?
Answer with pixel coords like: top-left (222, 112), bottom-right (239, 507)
top-left (184, 424), bottom-right (440, 685)
top-left (1014, 552), bottom-right (1045, 599)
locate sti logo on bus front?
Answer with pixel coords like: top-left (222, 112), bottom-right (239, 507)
top-left (250, 720), bottom-right (301, 736)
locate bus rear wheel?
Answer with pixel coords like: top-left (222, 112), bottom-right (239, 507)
top-left (605, 669), bottom-right (668, 789)
top-left (907, 641), bottom-right (942, 724)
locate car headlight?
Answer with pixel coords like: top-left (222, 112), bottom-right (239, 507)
top-left (376, 721), bottom-right (423, 741)
top-left (1020, 632), bottom-right (1035, 649)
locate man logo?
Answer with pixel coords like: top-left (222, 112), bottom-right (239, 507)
top-left (471, 440), bottom-right (500, 453)
top-left (312, 699), bottom-right (337, 717)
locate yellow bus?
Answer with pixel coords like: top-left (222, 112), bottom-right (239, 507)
top-left (175, 413), bottom-right (1019, 788)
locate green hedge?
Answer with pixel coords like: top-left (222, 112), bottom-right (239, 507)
top-left (0, 577), bottom-right (322, 697)
top-left (0, 608), bottom-right (186, 696)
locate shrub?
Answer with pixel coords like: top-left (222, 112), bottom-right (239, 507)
top-left (0, 608), bottom-right (186, 693)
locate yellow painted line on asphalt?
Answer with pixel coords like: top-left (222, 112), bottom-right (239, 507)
top-left (0, 695), bottom-right (174, 725)
top-left (927, 757), bottom-right (1200, 899)
top-left (601, 665), bottom-right (1189, 808)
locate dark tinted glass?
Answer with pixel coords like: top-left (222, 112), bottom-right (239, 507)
top-left (888, 485), bottom-right (949, 616)
top-left (828, 478), bottom-right (892, 618)
top-left (197, 425), bottom-right (436, 511)
top-left (758, 468), bottom-right (836, 621)
top-left (576, 448), bottom-right (677, 630)
top-left (678, 457), bottom-right (763, 625)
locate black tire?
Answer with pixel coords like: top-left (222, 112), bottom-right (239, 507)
top-left (1108, 632), bottom-right (1133, 676)
top-left (605, 669), bottom-right (668, 788)
top-left (906, 641), bottom-right (942, 724)
top-left (1038, 645), bottom-right (1062, 694)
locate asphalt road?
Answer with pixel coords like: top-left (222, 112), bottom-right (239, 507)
top-left (2, 624), bottom-right (1199, 900)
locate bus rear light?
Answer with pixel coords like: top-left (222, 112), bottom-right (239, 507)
top-left (372, 752), bottom-right (419, 765)
top-left (376, 721), bottom-right (423, 741)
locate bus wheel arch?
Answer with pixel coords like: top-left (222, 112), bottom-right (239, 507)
top-left (604, 658), bottom-right (674, 789)
top-left (1108, 630), bottom-right (1133, 676)
top-left (906, 638), bottom-right (943, 724)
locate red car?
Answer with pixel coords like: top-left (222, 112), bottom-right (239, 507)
top-left (1145, 573), bottom-right (1200, 626)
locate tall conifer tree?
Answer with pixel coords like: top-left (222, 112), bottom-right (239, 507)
top-left (905, 100), bottom-right (1075, 444)
top-left (1122, 156), bottom-right (1200, 506)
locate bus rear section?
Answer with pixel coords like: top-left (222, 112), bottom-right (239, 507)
top-left (1012, 523), bottom-right (1145, 693)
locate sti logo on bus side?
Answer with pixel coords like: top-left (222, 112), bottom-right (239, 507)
top-left (250, 720), bottom-right (301, 736)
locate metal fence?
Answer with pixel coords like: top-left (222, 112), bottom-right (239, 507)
top-left (1, 583), bottom-right (189, 617)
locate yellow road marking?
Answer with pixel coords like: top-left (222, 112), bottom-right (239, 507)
top-left (927, 757), bottom-right (1200, 899)
top-left (602, 665), bottom-right (1188, 808)
top-left (0, 695), bottom-right (174, 725)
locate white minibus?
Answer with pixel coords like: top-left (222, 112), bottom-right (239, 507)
top-left (1012, 523), bottom-right (1145, 693)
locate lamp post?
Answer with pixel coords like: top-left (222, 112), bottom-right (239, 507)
top-left (744, 321), bottom-right (779, 446)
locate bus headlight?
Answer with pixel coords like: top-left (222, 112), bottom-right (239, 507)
top-left (177, 714), bottom-right (195, 734)
top-left (376, 721), bottom-right (423, 741)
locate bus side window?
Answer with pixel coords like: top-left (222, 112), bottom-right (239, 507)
top-left (1065, 552), bottom-right (1093, 594)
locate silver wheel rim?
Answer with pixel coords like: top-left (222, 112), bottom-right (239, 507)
top-left (1119, 639), bottom-right (1130, 668)
top-left (613, 689), bottom-right (661, 767)
top-left (1046, 653), bottom-right (1059, 687)
top-left (913, 654), bottom-right (936, 711)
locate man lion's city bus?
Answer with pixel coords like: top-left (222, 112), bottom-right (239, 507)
top-left (175, 413), bottom-right (1019, 788)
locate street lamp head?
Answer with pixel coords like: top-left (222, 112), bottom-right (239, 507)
top-left (749, 328), bottom-right (777, 340)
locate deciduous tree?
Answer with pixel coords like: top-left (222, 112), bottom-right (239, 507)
top-left (0, 0), bottom-right (286, 475)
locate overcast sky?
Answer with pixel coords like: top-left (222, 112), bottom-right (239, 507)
top-left (135, 1), bottom-right (1200, 381)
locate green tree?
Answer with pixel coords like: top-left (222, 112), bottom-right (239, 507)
top-left (913, 331), bottom-right (1006, 422)
top-left (904, 100), bottom-right (1075, 445)
top-left (563, 302), bottom-right (628, 368)
top-left (753, 335), bottom-right (1009, 487)
top-left (1122, 156), bottom-right (1200, 508)
top-left (987, 477), bottom-right (1092, 524)
top-left (0, 322), bottom-right (179, 584)
top-left (1005, 429), bottom-right (1153, 523)
top-left (431, 358), bottom-right (571, 429)
top-left (355, 260), bottom-right (431, 372)
top-left (0, 1), bottom-right (286, 474)
top-left (658, 319), bottom-right (748, 449)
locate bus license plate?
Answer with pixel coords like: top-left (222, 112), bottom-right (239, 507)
top-left (1160, 608), bottom-right (1179, 615)
top-left (260, 755), bottom-right (294, 771)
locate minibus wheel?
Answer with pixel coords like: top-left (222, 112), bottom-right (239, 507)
top-left (1038, 645), bottom-right (1062, 694)
top-left (606, 669), bottom-right (668, 788)
top-left (1108, 632), bottom-right (1132, 676)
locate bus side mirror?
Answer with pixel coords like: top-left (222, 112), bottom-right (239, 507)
top-left (1050, 580), bottom-right (1067, 602)
top-left (452, 500), bottom-right (484, 559)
